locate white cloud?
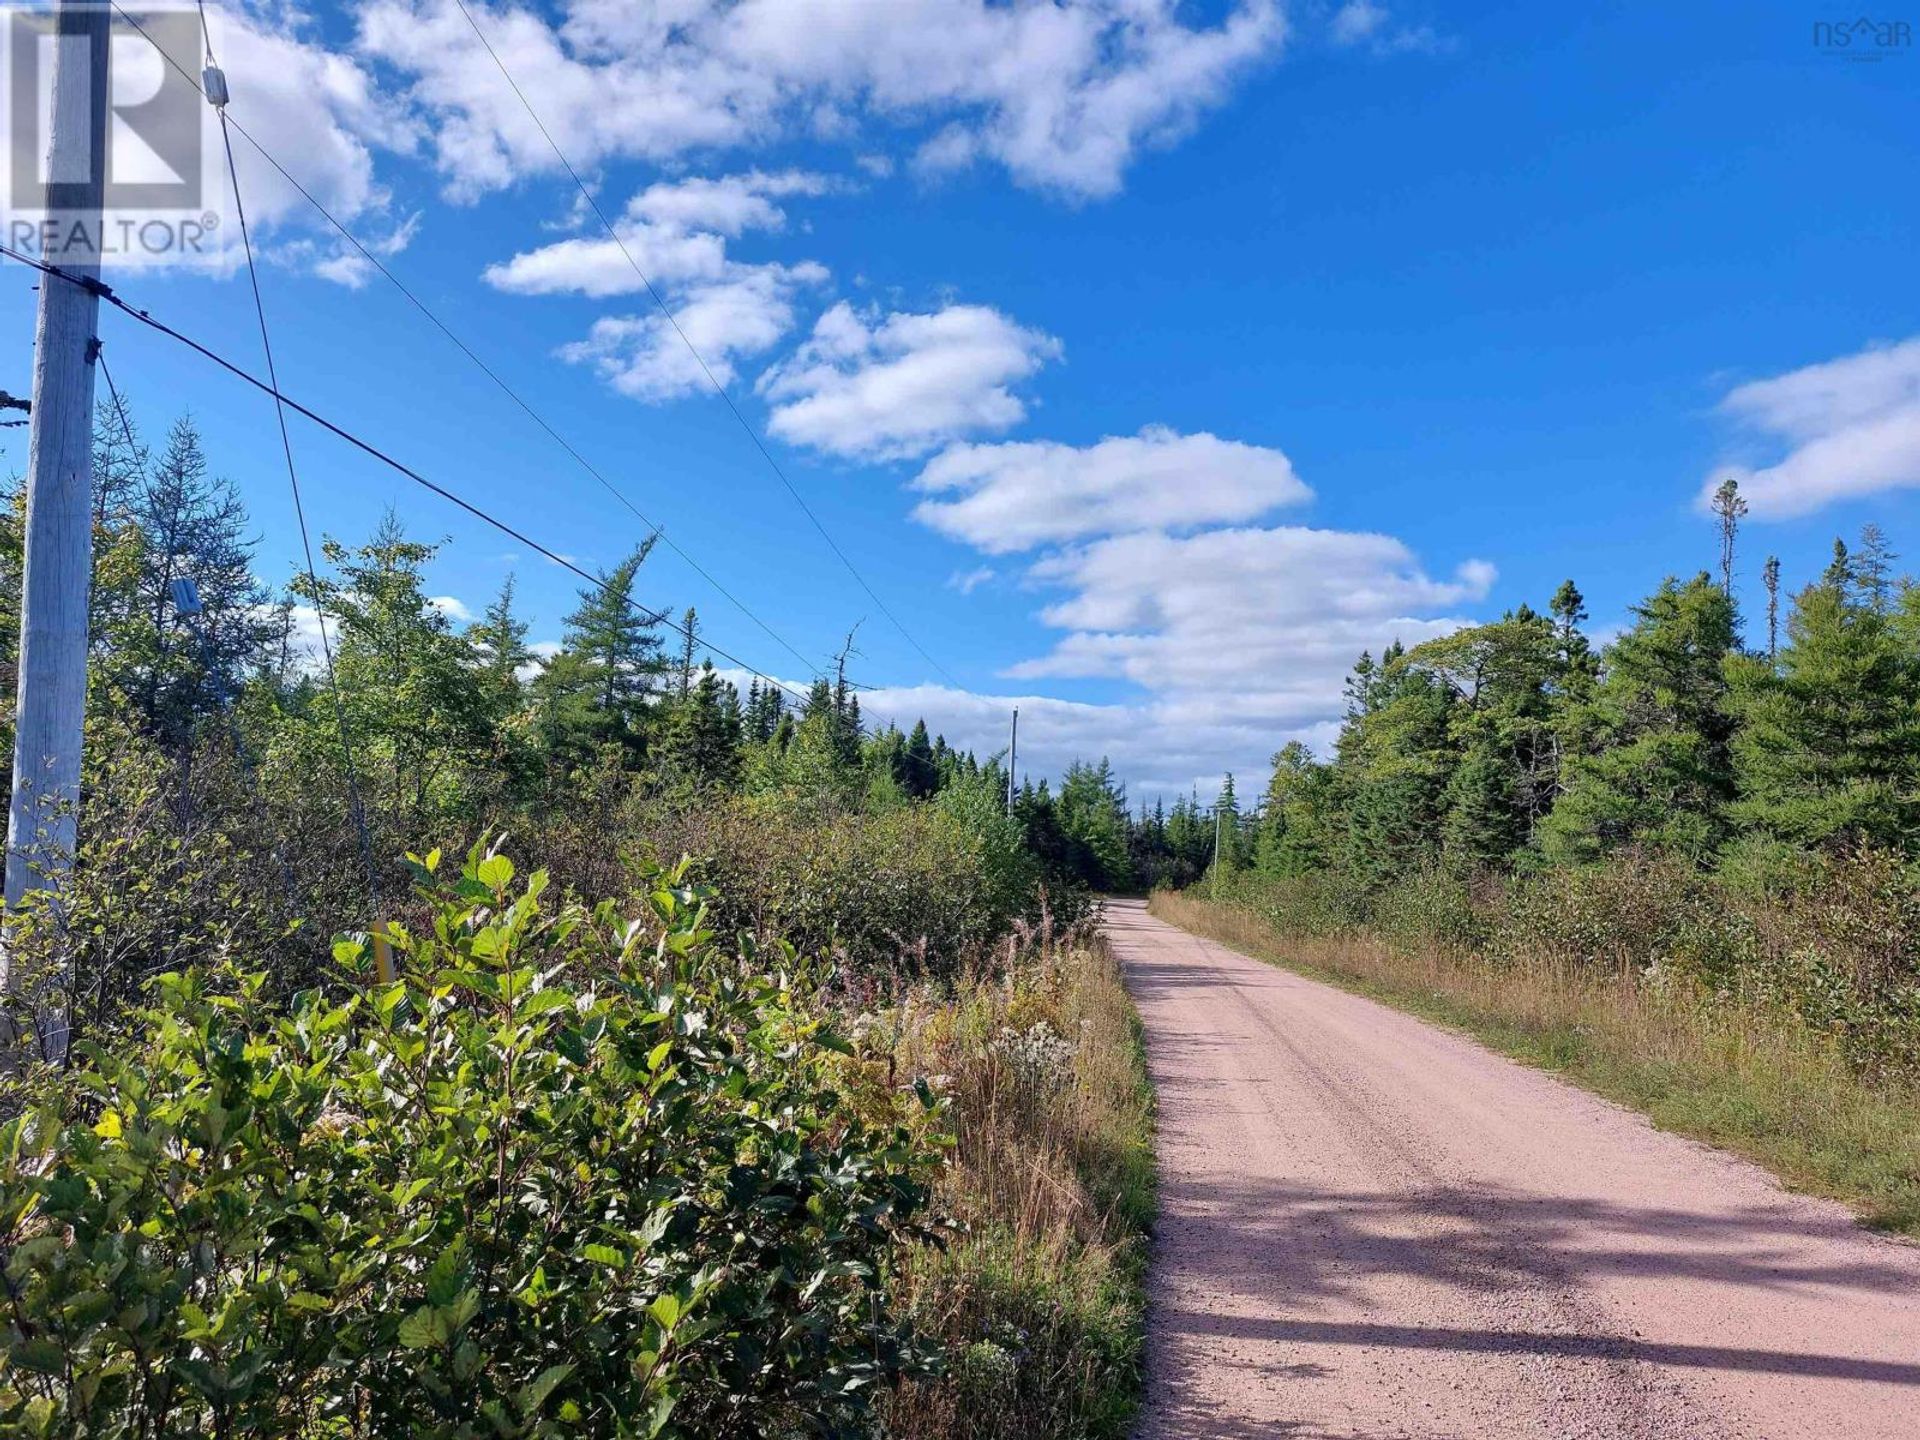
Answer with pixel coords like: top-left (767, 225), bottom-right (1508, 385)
top-left (487, 170), bottom-right (834, 399)
top-left (224, 16), bottom-right (417, 215)
top-left (78, 6), bottom-right (416, 279)
top-left (517, 639), bottom-right (563, 682)
top-left (628, 169), bottom-right (835, 234)
top-left (1702, 337), bottom-right (1920, 519)
top-left (759, 301), bottom-right (1062, 459)
top-left (354, 0), bottom-right (1285, 202)
top-left (483, 169), bottom-right (829, 296)
top-left (743, 521), bottom-right (1494, 800)
top-left (1011, 526), bottom-right (1492, 714)
top-left (1330, 1), bottom-right (1390, 45)
top-left (558, 261), bottom-right (829, 397)
top-left (948, 565), bottom-right (997, 595)
top-left (1328, 2), bottom-right (1449, 56)
top-left (913, 426), bottom-right (1310, 553)
top-left (429, 594), bottom-right (474, 622)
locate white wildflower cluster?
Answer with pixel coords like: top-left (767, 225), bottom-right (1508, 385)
top-left (991, 1020), bottom-right (1078, 1093)
top-left (954, 1338), bottom-right (1019, 1399)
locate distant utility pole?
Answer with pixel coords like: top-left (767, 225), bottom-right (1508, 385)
top-left (1212, 796), bottom-right (1223, 898)
top-left (1006, 707), bottom-right (1018, 816)
top-left (5, 1), bottom-right (109, 952)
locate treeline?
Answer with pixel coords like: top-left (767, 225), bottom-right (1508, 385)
top-left (1140, 514), bottom-right (1920, 888)
top-left (0, 406), bottom-right (1149, 1437)
top-left (0, 407), bottom-right (1007, 829)
top-left (1140, 494), bottom-right (1920, 1083)
top-left (0, 402), bottom-right (1097, 1038)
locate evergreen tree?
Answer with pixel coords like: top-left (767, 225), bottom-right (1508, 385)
top-left (534, 539), bottom-right (668, 766)
top-left (101, 415), bottom-right (274, 745)
top-left (783, 678), bottom-right (864, 802)
top-left (310, 515), bottom-right (493, 829)
top-left (1540, 575), bottom-right (1738, 863)
top-left (1254, 741), bottom-right (1335, 877)
top-left (1855, 524), bottom-right (1897, 613)
top-left (468, 574), bottom-right (532, 699)
top-left (1710, 475), bottom-right (1747, 596)
top-left (1407, 606), bottom-right (1564, 864)
top-left (743, 681), bottom-right (786, 744)
top-left (1549, 579), bottom-right (1597, 700)
top-left (1211, 773), bottom-right (1241, 878)
top-left (1763, 555), bottom-right (1782, 663)
top-left (901, 718), bottom-right (938, 799)
top-left (675, 606), bottom-right (698, 696)
top-left (1334, 644), bottom-right (1459, 879)
top-left (656, 661), bottom-right (743, 792)
top-left (1728, 559), bottom-right (1920, 849)
top-left (1057, 758), bottom-right (1133, 890)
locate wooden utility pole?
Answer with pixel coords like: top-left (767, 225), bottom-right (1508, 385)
top-left (1212, 796), bottom-right (1223, 898)
top-left (1006, 707), bottom-right (1018, 816)
top-left (4, 1), bottom-right (109, 941)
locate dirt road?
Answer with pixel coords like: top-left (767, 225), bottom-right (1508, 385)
top-left (1108, 898), bottom-right (1920, 1439)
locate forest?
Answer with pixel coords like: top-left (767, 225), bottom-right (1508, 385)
top-left (1148, 489), bottom-right (1920, 1233)
top-left (0, 403), bottom-right (1153, 1438)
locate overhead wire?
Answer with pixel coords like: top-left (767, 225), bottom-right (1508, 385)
top-left (196, 10), bottom-right (380, 895)
top-left (96, 346), bottom-right (304, 905)
top-left (446, 0), bottom-right (968, 693)
top-left (106, 0), bottom-right (827, 680)
top-left (0, 240), bottom-right (813, 706)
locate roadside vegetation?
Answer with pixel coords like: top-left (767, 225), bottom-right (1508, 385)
top-left (0, 407), bottom-right (1150, 1435)
top-left (1142, 500), bottom-right (1920, 1236)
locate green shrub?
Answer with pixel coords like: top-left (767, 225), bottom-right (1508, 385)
top-left (1495, 854), bottom-right (1715, 975)
top-left (0, 843), bottom-right (942, 1438)
top-left (632, 794), bottom-right (1081, 978)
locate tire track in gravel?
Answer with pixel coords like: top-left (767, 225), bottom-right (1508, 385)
top-left (1109, 898), bottom-right (1920, 1439)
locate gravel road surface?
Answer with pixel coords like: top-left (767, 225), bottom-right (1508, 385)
top-left (1110, 898), bottom-right (1920, 1439)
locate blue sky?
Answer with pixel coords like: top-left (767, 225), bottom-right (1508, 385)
top-left (4, 0), bottom-right (1918, 800)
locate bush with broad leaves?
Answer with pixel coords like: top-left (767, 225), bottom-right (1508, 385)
top-left (0, 842), bottom-right (944, 1438)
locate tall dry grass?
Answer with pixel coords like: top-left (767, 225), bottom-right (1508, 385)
top-left (874, 921), bottom-right (1154, 1440)
top-left (1151, 889), bottom-right (1920, 1235)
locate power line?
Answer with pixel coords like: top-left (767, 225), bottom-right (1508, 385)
top-left (203, 34), bottom-right (379, 897)
top-left (447, 0), bottom-right (968, 693)
top-left (0, 241), bottom-right (813, 706)
top-left (97, 345), bottom-right (305, 907)
top-left (105, 1), bottom-right (826, 682)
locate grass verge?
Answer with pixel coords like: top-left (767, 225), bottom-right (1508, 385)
top-left (1150, 889), bottom-right (1920, 1238)
top-left (881, 927), bottom-right (1156, 1440)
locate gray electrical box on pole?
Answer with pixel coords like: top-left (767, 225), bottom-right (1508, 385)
top-left (4, 0), bottom-right (110, 975)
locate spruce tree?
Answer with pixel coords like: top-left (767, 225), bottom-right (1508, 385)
top-left (1255, 741), bottom-right (1334, 876)
top-left (902, 718), bottom-right (937, 799)
top-left (468, 575), bottom-right (532, 696)
top-left (312, 514), bottom-right (493, 828)
top-left (104, 415), bottom-right (274, 745)
top-left (1763, 555), bottom-right (1782, 663)
top-left (534, 539), bottom-right (667, 764)
top-left (675, 606), bottom-right (698, 696)
top-left (1711, 476), bottom-right (1747, 596)
top-left (1728, 559), bottom-right (1920, 849)
top-left (1540, 575), bottom-right (1738, 863)
top-left (656, 661), bottom-right (743, 792)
